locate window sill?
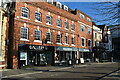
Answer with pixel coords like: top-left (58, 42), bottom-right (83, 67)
top-left (20, 39), bottom-right (29, 41)
top-left (47, 41), bottom-right (52, 44)
top-left (21, 16), bottom-right (30, 20)
top-left (35, 20), bottom-right (42, 23)
top-left (71, 30), bottom-right (75, 32)
top-left (46, 23), bottom-right (52, 26)
top-left (71, 44), bottom-right (75, 46)
top-left (65, 28), bottom-right (68, 30)
top-left (56, 26), bottom-right (61, 28)
top-left (56, 43), bottom-right (62, 45)
top-left (34, 40), bottom-right (42, 43)
top-left (65, 43), bottom-right (69, 45)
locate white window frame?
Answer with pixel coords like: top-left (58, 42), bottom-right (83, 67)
top-left (71, 24), bottom-right (75, 31)
top-left (56, 34), bottom-right (61, 44)
top-left (87, 17), bottom-right (91, 22)
top-left (56, 19), bottom-right (61, 27)
top-left (81, 37), bottom-right (85, 47)
top-left (35, 12), bottom-right (42, 22)
top-left (64, 21), bottom-right (69, 30)
top-left (65, 35), bottom-right (69, 45)
top-left (88, 28), bottom-right (91, 34)
top-left (47, 0), bottom-right (53, 4)
top-left (34, 30), bottom-right (42, 43)
top-left (64, 5), bottom-right (68, 11)
top-left (20, 27), bottom-right (29, 41)
top-left (71, 37), bottom-right (75, 45)
top-left (21, 7), bottom-right (29, 19)
top-left (46, 32), bottom-right (52, 43)
top-left (56, 2), bottom-right (62, 8)
top-left (46, 15), bottom-right (52, 25)
top-left (80, 25), bottom-right (85, 32)
top-left (88, 39), bottom-right (91, 47)
top-left (80, 13), bottom-right (84, 19)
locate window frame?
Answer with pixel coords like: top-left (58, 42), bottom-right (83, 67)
top-left (46, 15), bottom-right (52, 25)
top-left (21, 7), bottom-right (29, 18)
top-left (71, 37), bottom-right (75, 45)
top-left (80, 13), bottom-right (84, 19)
top-left (35, 12), bottom-right (42, 22)
top-left (87, 17), bottom-right (91, 22)
top-left (56, 19), bottom-right (62, 27)
top-left (20, 27), bottom-right (28, 40)
top-left (88, 28), bottom-right (91, 34)
top-left (34, 30), bottom-right (41, 41)
top-left (46, 32), bottom-right (52, 43)
top-left (81, 37), bottom-right (85, 47)
top-left (88, 39), bottom-right (91, 47)
top-left (80, 25), bottom-right (85, 32)
top-left (65, 35), bottom-right (68, 44)
top-left (56, 34), bottom-right (61, 43)
top-left (71, 24), bottom-right (75, 31)
top-left (64, 21), bottom-right (69, 29)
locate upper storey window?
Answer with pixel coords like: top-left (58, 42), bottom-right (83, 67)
top-left (56, 19), bottom-right (61, 27)
top-left (46, 15), bottom-right (52, 25)
top-left (22, 7), bottom-right (29, 18)
top-left (64, 21), bottom-right (69, 29)
top-left (35, 12), bottom-right (41, 22)
top-left (87, 18), bottom-right (91, 22)
top-left (56, 2), bottom-right (62, 8)
top-left (80, 13), bottom-right (84, 19)
top-left (80, 25), bottom-right (85, 32)
top-left (47, 0), bottom-right (53, 4)
top-left (64, 5), bottom-right (68, 11)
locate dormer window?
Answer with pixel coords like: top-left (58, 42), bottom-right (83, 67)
top-left (64, 5), bottom-right (68, 11)
top-left (56, 2), bottom-right (62, 8)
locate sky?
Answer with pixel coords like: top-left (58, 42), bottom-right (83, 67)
top-left (60, 2), bottom-right (103, 25)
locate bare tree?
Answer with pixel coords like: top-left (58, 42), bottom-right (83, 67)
top-left (92, 1), bottom-right (120, 26)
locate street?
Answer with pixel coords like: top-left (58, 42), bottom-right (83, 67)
top-left (1, 62), bottom-right (120, 80)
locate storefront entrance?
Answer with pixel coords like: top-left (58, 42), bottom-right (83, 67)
top-left (18, 44), bottom-right (54, 68)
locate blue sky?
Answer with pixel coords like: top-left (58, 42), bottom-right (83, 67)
top-left (61, 2), bottom-right (103, 25)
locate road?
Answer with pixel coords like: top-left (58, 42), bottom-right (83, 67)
top-left (1, 62), bottom-right (120, 80)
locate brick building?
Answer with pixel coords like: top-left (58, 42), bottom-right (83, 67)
top-left (7, 1), bottom-right (92, 69)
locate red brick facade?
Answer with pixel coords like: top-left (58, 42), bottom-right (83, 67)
top-left (8, 2), bottom-right (92, 69)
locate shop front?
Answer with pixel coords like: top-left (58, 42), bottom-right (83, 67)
top-left (55, 46), bottom-right (78, 66)
top-left (18, 44), bottom-right (54, 68)
top-left (79, 48), bottom-right (92, 63)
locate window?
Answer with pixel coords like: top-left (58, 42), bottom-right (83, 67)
top-left (65, 36), bottom-right (68, 44)
top-left (46, 32), bottom-right (51, 42)
top-left (46, 15), bottom-right (52, 25)
top-left (95, 33), bottom-right (97, 38)
top-left (80, 14), bottom-right (84, 19)
top-left (56, 19), bottom-right (61, 27)
top-left (56, 34), bottom-right (61, 43)
top-left (20, 27), bottom-right (28, 40)
top-left (64, 5), bottom-right (68, 11)
top-left (71, 37), bottom-right (75, 45)
top-left (47, 0), bottom-right (53, 4)
top-left (81, 25), bottom-right (85, 32)
top-left (81, 38), bottom-right (85, 46)
top-left (22, 7), bottom-right (29, 18)
top-left (88, 28), bottom-right (91, 34)
top-left (88, 40), bottom-right (91, 47)
top-left (35, 12), bottom-right (41, 21)
top-left (56, 2), bottom-right (62, 8)
top-left (71, 24), bottom-right (75, 31)
top-left (34, 30), bottom-right (41, 40)
top-left (64, 22), bottom-right (68, 29)
top-left (87, 18), bottom-right (91, 22)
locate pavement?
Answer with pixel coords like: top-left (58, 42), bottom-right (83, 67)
top-left (0, 62), bottom-right (120, 80)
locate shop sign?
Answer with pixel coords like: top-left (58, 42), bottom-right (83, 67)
top-left (79, 48), bottom-right (91, 52)
top-left (29, 45), bottom-right (48, 50)
top-left (56, 46), bottom-right (77, 51)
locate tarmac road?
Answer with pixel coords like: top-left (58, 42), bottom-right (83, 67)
top-left (1, 62), bottom-right (120, 80)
